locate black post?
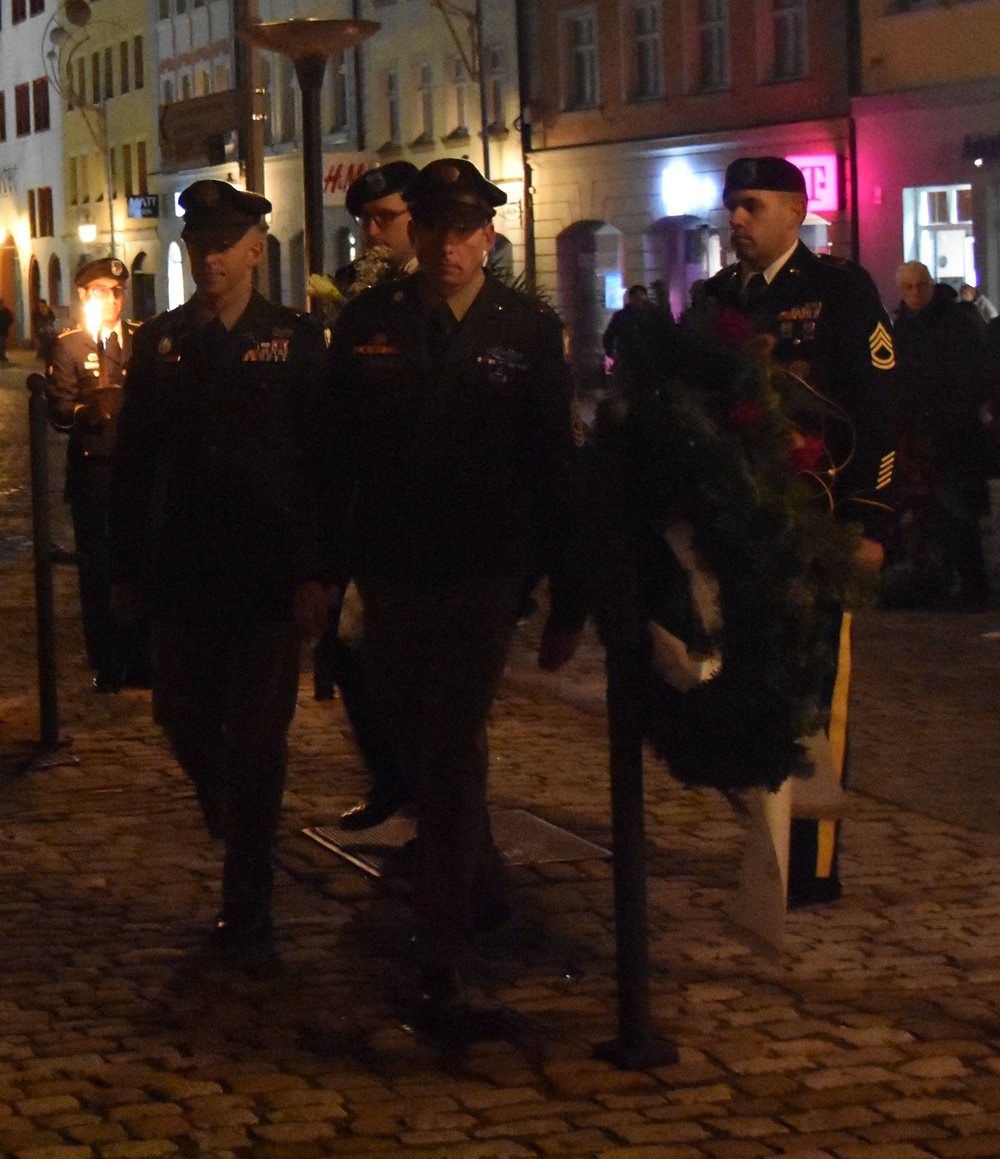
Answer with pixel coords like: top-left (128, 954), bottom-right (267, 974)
top-left (26, 373), bottom-right (59, 750)
top-left (295, 55), bottom-right (329, 288)
top-left (593, 632), bottom-right (679, 1070)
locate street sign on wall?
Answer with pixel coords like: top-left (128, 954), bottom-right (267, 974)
top-left (127, 195), bottom-right (160, 219)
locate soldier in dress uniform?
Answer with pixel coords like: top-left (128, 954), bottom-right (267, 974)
top-left (320, 158), bottom-right (585, 1015)
top-left (315, 161), bottom-right (419, 832)
top-left (109, 180), bottom-right (333, 964)
top-left (695, 156), bottom-right (898, 908)
top-left (46, 257), bottom-right (148, 691)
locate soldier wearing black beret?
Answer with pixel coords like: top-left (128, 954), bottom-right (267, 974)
top-left (109, 179), bottom-right (333, 964)
top-left (46, 254), bottom-right (148, 692)
top-left (334, 161), bottom-right (419, 292)
top-left (318, 158), bottom-right (584, 1017)
top-left (694, 155), bottom-right (899, 910)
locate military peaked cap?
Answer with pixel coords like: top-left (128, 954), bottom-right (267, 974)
top-left (345, 161), bottom-right (418, 218)
top-left (723, 156), bottom-right (807, 201)
top-left (405, 158), bottom-right (506, 226)
top-left (75, 256), bottom-right (128, 287)
top-left (179, 179), bottom-right (271, 242)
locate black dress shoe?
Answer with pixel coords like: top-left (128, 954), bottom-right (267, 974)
top-left (339, 791), bottom-right (403, 831)
top-left (92, 669), bottom-right (123, 693)
top-left (206, 911), bottom-right (275, 967)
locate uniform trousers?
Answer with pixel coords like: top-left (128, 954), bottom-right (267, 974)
top-left (356, 574), bottom-right (522, 970)
top-left (69, 466), bottom-right (118, 674)
top-left (152, 618), bottom-right (301, 921)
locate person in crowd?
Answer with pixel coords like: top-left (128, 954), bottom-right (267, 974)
top-left (694, 156), bottom-right (898, 908)
top-left (309, 161), bottom-right (419, 317)
top-left (960, 282), bottom-right (998, 324)
top-left (891, 261), bottom-right (992, 608)
top-left (0, 298), bottom-right (13, 363)
top-left (33, 298), bottom-right (57, 364)
top-left (109, 180), bottom-right (333, 965)
top-left (313, 162), bottom-right (419, 833)
top-left (319, 158), bottom-right (584, 1015)
top-left (46, 259), bottom-right (149, 692)
top-left (603, 284), bottom-right (655, 362)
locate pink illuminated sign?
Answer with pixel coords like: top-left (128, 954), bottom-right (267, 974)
top-left (785, 154), bottom-right (839, 213)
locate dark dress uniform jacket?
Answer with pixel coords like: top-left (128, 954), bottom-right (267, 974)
top-left (109, 291), bottom-right (328, 624)
top-left (46, 321), bottom-right (139, 500)
top-left (323, 271), bottom-right (579, 620)
top-left (701, 241), bottom-right (898, 542)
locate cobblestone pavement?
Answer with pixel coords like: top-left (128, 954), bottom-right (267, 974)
top-left (2, 353), bottom-right (1000, 1158)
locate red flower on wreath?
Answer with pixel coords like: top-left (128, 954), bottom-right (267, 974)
top-left (714, 305), bottom-right (755, 348)
top-left (787, 432), bottom-right (826, 473)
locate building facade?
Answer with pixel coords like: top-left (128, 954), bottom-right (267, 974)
top-left (853, 0), bottom-right (1000, 307)
top-left (0, 0), bottom-right (66, 343)
top-left (527, 0), bottom-right (855, 390)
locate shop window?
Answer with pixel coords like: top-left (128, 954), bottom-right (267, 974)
top-left (903, 183), bottom-right (976, 288)
top-left (563, 7), bottom-right (599, 110)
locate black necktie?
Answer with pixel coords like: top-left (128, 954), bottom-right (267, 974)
top-left (742, 272), bottom-right (768, 308)
top-left (427, 302), bottom-right (456, 355)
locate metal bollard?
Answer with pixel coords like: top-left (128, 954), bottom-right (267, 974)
top-left (26, 372), bottom-right (63, 750)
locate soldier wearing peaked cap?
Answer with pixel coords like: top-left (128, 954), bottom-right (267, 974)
top-left (109, 178), bottom-right (333, 964)
top-left (691, 155), bottom-right (900, 912)
top-left (46, 254), bottom-right (148, 693)
top-left (317, 157), bottom-right (585, 1014)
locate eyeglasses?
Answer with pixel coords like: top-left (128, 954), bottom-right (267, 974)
top-left (83, 286), bottom-right (125, 299)
top-left (357, 208), bottom-right (408, 230)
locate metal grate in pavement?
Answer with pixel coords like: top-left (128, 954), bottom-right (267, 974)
top-left (303, 808), bottom-right (609, 878)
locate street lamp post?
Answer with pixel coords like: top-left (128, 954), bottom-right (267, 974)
top-left (240, 19), bottom-right (379, 302)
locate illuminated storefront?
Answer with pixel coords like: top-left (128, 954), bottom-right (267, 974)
top-left (530, 118), bottom-right (853, 392)
top-left (853, 77), bottom-right (1000, 308)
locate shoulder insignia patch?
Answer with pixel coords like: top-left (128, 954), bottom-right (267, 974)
top-left (869, 321), bottom-right (895, 370)
top-left (877, 450), bottom-right (895, 491)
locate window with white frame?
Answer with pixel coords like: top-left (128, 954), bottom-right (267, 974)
top-left (416, 63), bottom-right (434, 140)
top-left (633, 2), bottom-right (662, 100)
top-left (564, 7), bottom-right (599, 110)
top-left (486, 47), bottom-right (506, 129)
top-left (450, 57), bottom-right (468, 135)
top-left (773, 0), bottom-right (806, 80)
top-left (698, 0), bottom-right (729, 90)
top-left (387, 69), bottom-right (401, 143)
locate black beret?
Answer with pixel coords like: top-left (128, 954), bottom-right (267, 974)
top-left (345, 161), bottom-right (418, 218)
top-left (75, 256), bottom-right (128, 287)
top-left (723, 157), bottom-right (807, 201)
top-left (405, 158), bottom-right (506, 224)
top-left (179, 180), bottom-right (271, 241)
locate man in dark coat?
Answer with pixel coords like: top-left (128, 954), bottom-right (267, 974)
top-left (316, 160), bottom-right (419, 832)
top-left (46, 257), bottom-right (147, 691)
top-left (0, 298), bottom-right (13, 362)
top-left (109, 180), bottom-right (332, 963)
top-left (891, 261), bottom-right (991, 608)
top-left (320, 158), bottom-right (584, 1012)
top-left (696, 156), bottom-right (898, 909)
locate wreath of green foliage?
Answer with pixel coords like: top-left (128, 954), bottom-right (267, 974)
top-left (587, 301), bottom-right (868, 794)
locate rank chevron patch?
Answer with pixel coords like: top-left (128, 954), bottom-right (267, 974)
top-left (877, 450), bottom-right (895, 490)
top-left (869, 321), bottom-right (895, 370)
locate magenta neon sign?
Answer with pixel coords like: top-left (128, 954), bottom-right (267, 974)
top-left (785, 154), bottom-right (839, 213)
